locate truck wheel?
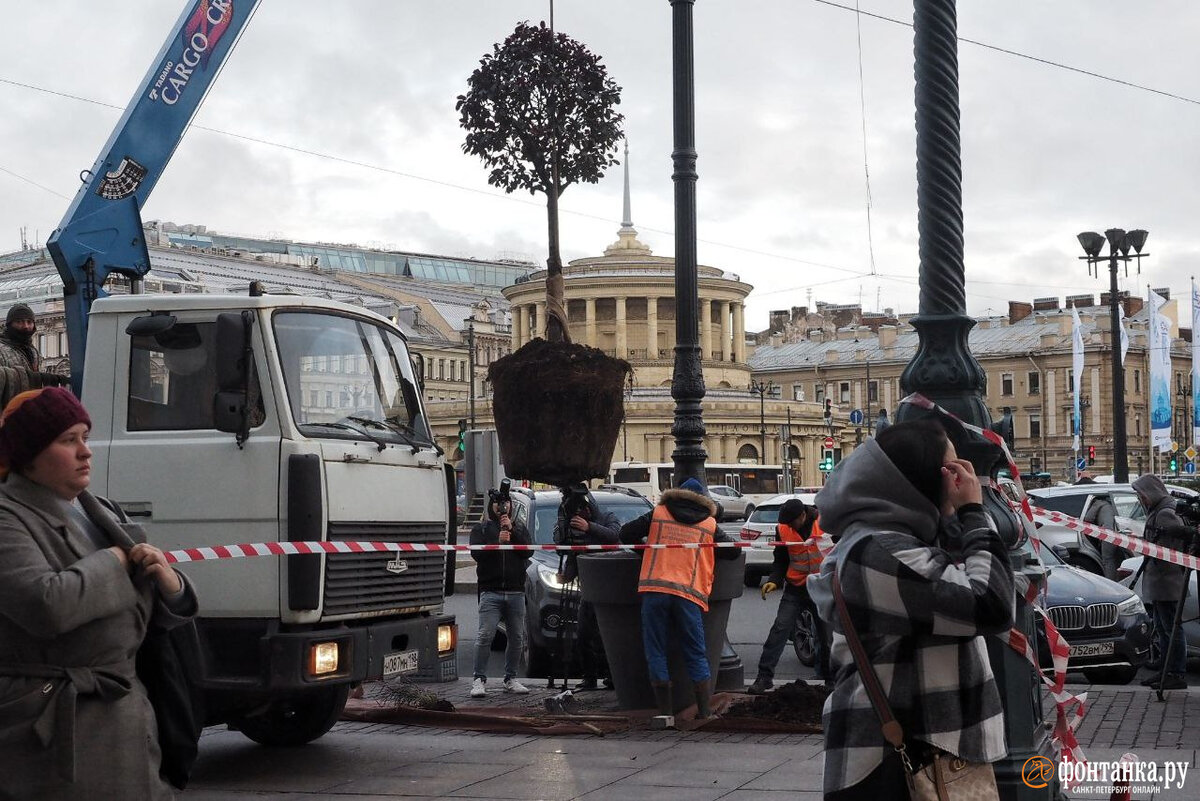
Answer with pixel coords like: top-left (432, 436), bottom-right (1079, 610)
top-left (236, 685), bottom-right (350, 747)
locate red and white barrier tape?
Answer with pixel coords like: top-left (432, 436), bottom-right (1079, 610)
top-left (1030, 506), bottom-right (1200, 571)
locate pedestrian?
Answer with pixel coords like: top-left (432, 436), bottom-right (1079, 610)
top-left (619, 477), bottom-right (739, 720)
top-left (807, 419), bottom-right (1015, 798)
top-left (0, 387), bottom-right (198, 800)
top-left (747, 498), bottom-right (828, 694)
top-left (0, 304), bottom-right (63, 407)
top-left (1132, 474), bottom-right (1192, 690)
top-left (1075, 472), bottom-right (1124, 580)
top-left (468, 484), bottom-right (532, 698)
top-left (552, 483), bottom-right (620, 690)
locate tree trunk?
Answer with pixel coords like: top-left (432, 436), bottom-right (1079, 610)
top-left (544, 161), bottom-right (570, 344)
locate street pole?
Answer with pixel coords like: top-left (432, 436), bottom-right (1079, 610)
top-left (1077, 228), bottom-right (1147, 484)
top-left (898, 2), bottom-right (1056, 797)
top-left (749, 378), bottom-right (773, 465)
top-left (668, 0), bottom-right (707, 488)
top-left (467, 322), bottom-right (477, 430)
top-left (865, 360), bottom-right (873, 436)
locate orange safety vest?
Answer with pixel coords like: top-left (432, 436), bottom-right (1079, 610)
top-left (637, 505), bottom-right (719, 611)
top-left (779, 518), bottom-right (824, 586)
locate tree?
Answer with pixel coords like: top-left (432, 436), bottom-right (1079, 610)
top-left (457, 21), bottom-right (624, 343)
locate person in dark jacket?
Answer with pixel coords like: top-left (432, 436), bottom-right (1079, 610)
top-left (1132, 474), bottom-right (1192, 689)
top-left (552, 483), bottom-right (620, 689)
top-left (1075, 473), bottom-right (1124, 580)
top-left (747, 498), bottom-right (829, 693)
top-left (0, 304), bottom-right (64, 408)
top-left (807, 419), bottom-right (1015, 798)
top-left (469, 488), bottom-right (533, 697)
top-left (620, 477), bottom-right (739, 719)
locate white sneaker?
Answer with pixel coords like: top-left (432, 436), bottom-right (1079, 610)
top-left (470, 677), bottom-right (486, 698)
top-left (503, 678), bottom-right (530, 694)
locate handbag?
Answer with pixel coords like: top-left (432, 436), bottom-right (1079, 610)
top-left (832, 569), bottom-right (998, 800)
top-left (137, 620), bottom-right (204, 789)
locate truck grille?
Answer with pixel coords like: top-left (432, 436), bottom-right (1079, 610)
top-left (1047, 603), bottom-right (1119, 631)
top-left (323, 522), bottom-right (446, 618)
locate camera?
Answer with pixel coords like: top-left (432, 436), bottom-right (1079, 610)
top-left (487, 478), bottom-right (512, 509)
top-left (554, 484), bottom-right (592, 546)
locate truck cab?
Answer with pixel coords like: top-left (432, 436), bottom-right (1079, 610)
top-left (83, 292), bottom-right (457, 745)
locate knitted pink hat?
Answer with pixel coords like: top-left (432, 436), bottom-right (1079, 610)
top-left (0, 387), bottom-right (91, 474)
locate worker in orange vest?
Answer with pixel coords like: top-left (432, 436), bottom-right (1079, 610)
top-left (619, 477), bottom-right (740, 720)
top-left (747, 498), bottom-right (829, 694)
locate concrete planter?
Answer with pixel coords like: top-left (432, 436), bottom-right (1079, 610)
top-left (577, 551), bottom-right (745, 712)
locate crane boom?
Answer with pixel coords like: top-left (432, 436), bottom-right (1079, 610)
top-left (47, 0), bottom-right (259, 391)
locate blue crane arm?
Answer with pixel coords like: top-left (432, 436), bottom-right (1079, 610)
top-left (47, 0), bottom-right (259, 392)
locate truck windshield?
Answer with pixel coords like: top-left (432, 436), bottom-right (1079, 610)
top-left (274, 311), bottom-right (433, 447)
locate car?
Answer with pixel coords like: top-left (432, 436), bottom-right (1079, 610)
top-left (738, 492), bottom-right (818, 587)
top-left (1031, 543), bottom-right (1151, 685)
top-left (508, 487), bottom-right (654, 677)
top-left (708, 484), bottom-right (755, 521)
top-left (1120, 554), bottom-right (1200, 667)
top-left (1026, 484), bottom-right (1133, 574)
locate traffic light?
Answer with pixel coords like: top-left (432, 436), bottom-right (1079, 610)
top-left (456, 419), bottom-right (467, 457)
top-left (1087, 445), bottom-right (1095, 465)
top-left (819, 448), bottom-right (835, 473)
top-left (823, 398), bottom-right (832, 418)
top-left (1170, 456), bottom-right (1179, 473)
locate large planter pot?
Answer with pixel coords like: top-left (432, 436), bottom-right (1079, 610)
top-left (487, 339), bottom-right (631, 486)
top-left (578, 551), bottom-right (745, 712)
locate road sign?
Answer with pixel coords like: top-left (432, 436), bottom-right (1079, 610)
top-left (1187, 446), bottom-right (1198, 461)
top-left (1076, 458), bottom-right (1087, 471)
top-left (849, 409), bottom-right (864, 425)
top-left (824, 436), bottom-right (835, 449)
top-left (1188, 462), bottom-right (1197, 475)
top-left (1170, 441), bottom-right (1180, 453)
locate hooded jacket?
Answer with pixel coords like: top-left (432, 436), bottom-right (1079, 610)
top-left (619, 487), bottom-right (738, 558)
top-left (806, 437), bottom-right (1015, 794)
top-left (469, 502), bottom-right (532, 593)
top-left (1132, 474), bottom-right (1191, 602)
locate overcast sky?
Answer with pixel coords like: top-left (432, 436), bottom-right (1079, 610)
top-left (4, 1), bottom-right (1199, 331)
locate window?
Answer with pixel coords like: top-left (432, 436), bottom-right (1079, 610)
top-left (839, 382), bottom-right (850, 403)
top-left (815, 384), bottom-right (825, 404)
top-left (1135, 415), bottom-right (1142, 436)
top-left (438, 359), bottom-right (445, 380)
top-left (1001, 373), bottom-right (1014, 396)
top-left (867, 380), bottom-right (878, 403)
top-left (325, 391), bottom-right (333, 407)
top-left (1029, 413), bottom-right (1041, 439)
top-left (309, 391), bottom-right (317, 407)
top-left (127, 319), bottom-right (264, 431)
top-left (1066, 369), bottom-right (1074, 392)
top-left (792, 384), bottom-right (805, 401)
top-left (1028, 371), bottom-right (1040, 395)
top-left (1134, 369), bottom-right (1142, 393)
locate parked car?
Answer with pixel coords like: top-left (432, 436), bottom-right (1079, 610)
top-left (738, 492), bottom-right (818, 587)
top-left (508, 487), bottom-right (654, 677)
top-left (1120, 555), bottom-right (1200, 666)
top-left (709, 484), bottom-right (755, 521)
top-left (1033, 543), bottom-right (1151, 685)
top-left (1027, 484), bottom-right (1133, 574)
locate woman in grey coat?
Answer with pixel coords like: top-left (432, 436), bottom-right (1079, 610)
top-left (0, 387), bottom-right (198, 800)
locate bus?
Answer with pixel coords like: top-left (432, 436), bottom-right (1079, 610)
top-left (606, 461), bottom-right (786, 504)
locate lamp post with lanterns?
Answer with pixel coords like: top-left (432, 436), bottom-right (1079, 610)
top-left (1076, 228), bottom-right (1148, 484)
top-left (749, 378), bottom-right (775, 465)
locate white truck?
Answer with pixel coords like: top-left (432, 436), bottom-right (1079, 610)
top-left (46, 1), bottom-right (459, 746)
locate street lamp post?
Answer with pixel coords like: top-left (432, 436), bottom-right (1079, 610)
top-left (467, 322), bottom-right (477, 430)
top-left (1076, 228), bottom-right (1148, 484)
top-left (749, 379), bottom-right (775, 465)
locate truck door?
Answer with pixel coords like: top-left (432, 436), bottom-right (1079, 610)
top-left (99, 311), bottom-right (283, 618)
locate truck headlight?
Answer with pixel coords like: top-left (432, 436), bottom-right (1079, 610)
top-left (309, 641), bottom-right (340, 676)
top-left (537, 563), bottom-right (579, 592)
top-left (437, 624), bottom-right (456, 654)
top-left (1117, 595), bottom-right (1146, 617)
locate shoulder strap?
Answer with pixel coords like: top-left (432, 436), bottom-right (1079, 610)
top-left (832, 557), bottom-right (906, 753)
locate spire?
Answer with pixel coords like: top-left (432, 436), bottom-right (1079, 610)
top-left (605, 138), bottom-right (652, 256)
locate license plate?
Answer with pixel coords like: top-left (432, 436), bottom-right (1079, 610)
top-left (1068, 641), bottom-right (1115, 658)
top-left (383, 649), bottom-right (420, 677)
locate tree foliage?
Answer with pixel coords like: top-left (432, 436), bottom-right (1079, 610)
top-left (456, 21), bottom-right (624, 199)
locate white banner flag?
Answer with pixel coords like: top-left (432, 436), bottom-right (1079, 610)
top-left (1193, 281), bottom-right (1200, 445)
top-left (1071, 305), bottom-right (1084, 452)
top-left (1120, 315), bottom-right (1129, 367)
top-left (1150, 289), bottom-right (1173, 452)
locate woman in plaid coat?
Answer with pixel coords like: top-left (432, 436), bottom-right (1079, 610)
top-left (807, 419), bottom-right (1015, 798)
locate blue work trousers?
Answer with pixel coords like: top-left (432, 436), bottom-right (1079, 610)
top-left (473, 591), bottom-right (526, 681)
top-left (640, 591), bottom-right (709, 684)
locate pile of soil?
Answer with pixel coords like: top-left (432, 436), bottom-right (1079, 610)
top-left (488, 338), bottom-right (631, 486)
top-left (725, 681), bottom-right (829, 729)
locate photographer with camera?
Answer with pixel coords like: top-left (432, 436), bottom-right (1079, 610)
top-left (1132, 474), bottom-right (1193, 690)
top-left (469, 479), bottom-right (532, 698)
top-left (552, 483), bottom-right (620, 690)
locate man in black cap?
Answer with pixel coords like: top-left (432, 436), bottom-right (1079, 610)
top-left (0, 304), bottom-right (64, 405)
top-left (747, 498), bottom-right (828, 693)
